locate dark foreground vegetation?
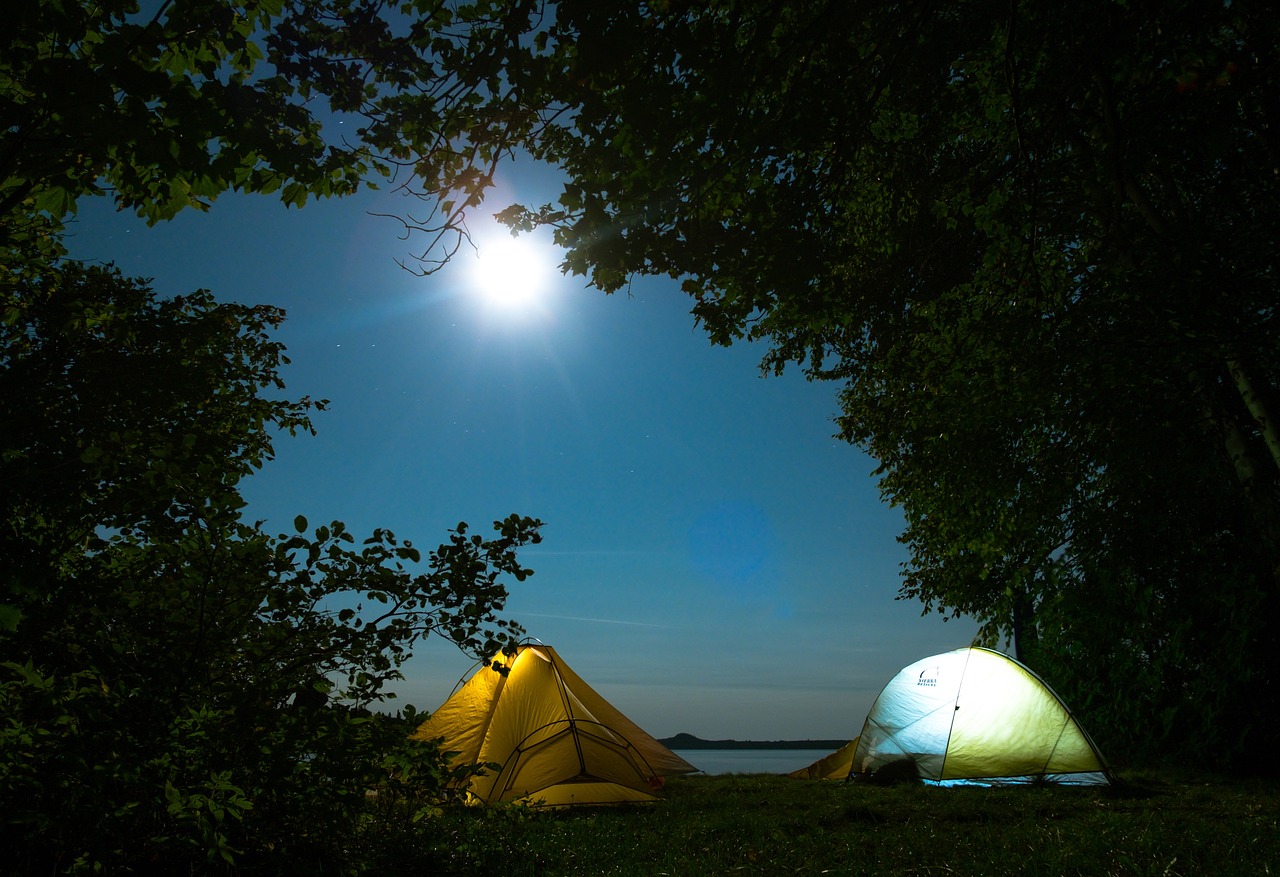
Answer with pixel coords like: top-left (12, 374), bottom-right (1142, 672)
top-left (4, 2), bottom-right (1280, 873)
top-left (423, 773), bottom-right (1279, 876)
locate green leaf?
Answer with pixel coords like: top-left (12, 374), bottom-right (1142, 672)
top-left (0, 603), bottom-right (22, 632)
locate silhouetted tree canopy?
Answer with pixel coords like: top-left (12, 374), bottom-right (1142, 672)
top-left (407, 0), bottom-right (1280, 772)
top-left (2, 3), bottom-right (545, 870)
top-left (0, 0), bottom-right (531, 270)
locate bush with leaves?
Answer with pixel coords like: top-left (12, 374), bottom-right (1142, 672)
top-left (0, 263), bottom-right (542, 873)
top-left (0, 2), bottom-right (563, 871)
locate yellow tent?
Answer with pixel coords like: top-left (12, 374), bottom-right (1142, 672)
top-left (413, 643), bottom-right (697, 806)
top-left (851, 647), bottom-right (1111, 785)
top-left (787, 737), bottom-right (860, 780)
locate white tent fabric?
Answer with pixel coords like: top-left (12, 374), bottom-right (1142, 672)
top-left (852, 647), bottom-right (1110, 785)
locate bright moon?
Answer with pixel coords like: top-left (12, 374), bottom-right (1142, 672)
top-left (468, 229), bottom-right (558, 312)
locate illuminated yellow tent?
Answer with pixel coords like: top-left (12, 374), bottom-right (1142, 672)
top-left (787, 737), bottom-right (860, 780)
top-left (413, 643), bottom-right (697, 806)
top-left (850, 647), bottom-right (1111, 785)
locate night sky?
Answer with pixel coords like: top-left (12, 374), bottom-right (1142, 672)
top-left (65, 161), bottom-right (976, 741)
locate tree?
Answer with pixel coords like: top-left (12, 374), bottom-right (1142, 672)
top-left (405, 0), bottom-right (1280, 771)
top-left (2, 2), bottom-right (550, 868)
top-left (0, 0), bottom-right (531, 271)
top-left (0, 263), bottom-right (543, 871)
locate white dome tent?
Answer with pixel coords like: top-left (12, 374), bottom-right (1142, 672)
top-left (850, 647), bottom-right (1111, 785)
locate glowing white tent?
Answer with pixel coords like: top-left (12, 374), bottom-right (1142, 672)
top-left (850, 647), bottom-right (1111, 785)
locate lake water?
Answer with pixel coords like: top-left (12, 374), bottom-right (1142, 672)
top-left (672, 749), bottom-right (830, 776)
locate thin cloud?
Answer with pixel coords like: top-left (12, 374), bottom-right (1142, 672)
top-left (521, 549), bottom-right (656, 556)
top-left (518, 612), bottom-right (671, 629)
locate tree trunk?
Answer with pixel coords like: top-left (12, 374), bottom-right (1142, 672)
top-left (1188, 365), bottom-right (1280, 588)
top-left (1011, 587), bottom-right (1037, 663)
top-left (1226, 356), bottom-right (1280, 475)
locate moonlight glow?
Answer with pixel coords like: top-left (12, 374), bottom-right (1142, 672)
top-left (467, 227), bottom-right (559, 312)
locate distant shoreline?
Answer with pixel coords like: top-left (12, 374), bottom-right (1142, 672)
top-left (660, 733), bottom-right (847, 751)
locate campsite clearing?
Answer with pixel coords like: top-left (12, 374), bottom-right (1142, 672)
top-left (421, 772), bottom-right (1279, 875)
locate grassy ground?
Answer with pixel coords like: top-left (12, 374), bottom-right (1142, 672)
top-left (424, 772), bottom-right (1280, 876)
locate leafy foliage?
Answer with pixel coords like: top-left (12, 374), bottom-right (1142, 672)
top-left (0, 265), bottom-right (542, 872)
top-left (1, 4), bottom-right (556, 870)
top-left (0, 0), bottom-right (542, 271)
top-left (411, 0), bottom-right (1280, 771)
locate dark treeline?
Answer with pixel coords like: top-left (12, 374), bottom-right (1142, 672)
top-left (660, 734), bottom-right (850, 751)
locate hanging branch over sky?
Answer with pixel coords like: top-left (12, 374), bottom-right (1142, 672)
top-left (400, 0), bottom-right (1280, 771)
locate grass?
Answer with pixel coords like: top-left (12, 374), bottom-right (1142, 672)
top-left (421, 772), bottom-right (1280, 876)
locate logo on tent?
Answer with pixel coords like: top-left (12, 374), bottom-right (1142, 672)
top-left (917, 666), bottom-right (939, 688)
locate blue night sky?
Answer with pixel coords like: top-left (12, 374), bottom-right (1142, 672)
top-left (66, 162), bottom-right (977, 742)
